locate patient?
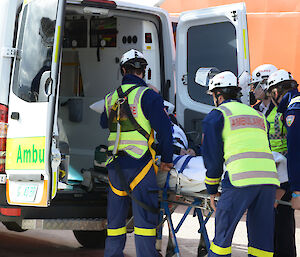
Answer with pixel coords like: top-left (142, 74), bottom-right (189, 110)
top-left (156, 101), bottom-right (207, 193)
top-left (156, 101), bottom-right (288, 194)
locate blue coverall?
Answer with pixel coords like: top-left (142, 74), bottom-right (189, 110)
top-left (101, 74), bottom-right (173, 257)
top-left (202, 99), bottom-right (276, 257)
top-left (277, 89), bottom-right (300, 192)
top-left (254, 99), bottom-right (296, 257)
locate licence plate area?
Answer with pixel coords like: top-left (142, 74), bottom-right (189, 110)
top-left (16, 184), bottom-right (38, 202)
top-left (7, 179), bottom-right (46, 206)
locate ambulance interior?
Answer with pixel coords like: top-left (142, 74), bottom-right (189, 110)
top-left (57, 6), bottom-right (162, 185)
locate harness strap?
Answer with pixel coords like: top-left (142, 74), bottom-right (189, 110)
top-left (178, 155), bottom-right (194, 174)
top-left (173, 155), bottom-right (183, 165)
top-left (108, 85), bottom-right (140, 128)
top-left (148, 129), bottom-right (158, 174)
top-left (117, 86), bottom-right (150, 140)
top-left (111, 157), bottom-right (159, 214)
top-left (109, 159), bottom-right (153, 196)
top-left (172, 155), bottom-right (194, 173)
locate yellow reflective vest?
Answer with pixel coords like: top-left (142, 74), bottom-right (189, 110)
top-left (267, 106), bottom-right (287, 154)
top-left (105, 84), bottom-right (151, 159)
top-left (217, 101), bottom-right (279, 187)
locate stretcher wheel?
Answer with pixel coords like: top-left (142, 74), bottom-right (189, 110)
top-left (73, 230), bottom-right (107, 248)
top-left (197, 235), bottom-right (208, 257)
top-left (165, 234), bottom-right (175, 257)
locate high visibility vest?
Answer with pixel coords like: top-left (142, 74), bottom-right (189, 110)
top-left (216, 101), bottom-right (279, 187)
top-left (266, 107), bottom-right (287, 154)
top-left (105, 84), bottom-right (151, 159)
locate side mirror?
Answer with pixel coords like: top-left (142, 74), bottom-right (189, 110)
top-left (38, 70), bottom-right (52, 102)
top-left (195, 67), bottom-right (220, 87)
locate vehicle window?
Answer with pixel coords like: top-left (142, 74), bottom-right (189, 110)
top-left (12, 0), bottom-right (58, 103)
top-left (187, 22), bottom-right (237, 105)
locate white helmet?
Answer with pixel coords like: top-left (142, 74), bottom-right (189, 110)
top-left (120, 49), bottom-right (148, 69)
top-left (208, 71), bottom-right (238, 92)
top-left (267, 69), bottom-right (295, 91)
top-left (251, 64), bottom-right (278, 84)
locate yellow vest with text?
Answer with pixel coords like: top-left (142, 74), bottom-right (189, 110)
top-left (267, 107), bottom-right (287, 154)
top-left (105, 84), bottom-right (151, 159)
top-left (217, 102), bottom-right (279, 187)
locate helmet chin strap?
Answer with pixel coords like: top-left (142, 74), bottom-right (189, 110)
top-left (215, 93), bottom-right (222, 107)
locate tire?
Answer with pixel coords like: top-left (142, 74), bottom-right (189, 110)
top-left (73, 230), bottom-right (107, 249)
top-left (2, 222), bottom-right (27, 232)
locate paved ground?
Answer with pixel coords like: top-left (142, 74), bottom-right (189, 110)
top-left (0, 207), bottom-right (299, 256)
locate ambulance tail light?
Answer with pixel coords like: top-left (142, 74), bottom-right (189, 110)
top-left (0, 104), bottom-right (8, 174)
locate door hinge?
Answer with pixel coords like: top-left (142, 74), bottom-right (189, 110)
top-left (1, 47), bottom-right (22, 59)
top-left (231, 10), bottom-right (238, 21)
top-left (181, 74), bottom-right (188, 85)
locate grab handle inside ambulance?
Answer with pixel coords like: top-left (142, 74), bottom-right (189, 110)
top-left (39, 71), bottom-right (53, 102)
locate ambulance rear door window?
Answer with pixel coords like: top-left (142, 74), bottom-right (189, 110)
top-left (187, 21), bottom-right (237, 105)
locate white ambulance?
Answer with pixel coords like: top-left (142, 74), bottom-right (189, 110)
top-left (0, 0), bottom-right (249, 247)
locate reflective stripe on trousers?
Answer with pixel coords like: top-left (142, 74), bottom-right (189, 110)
top-left (134, 227), bottom-right (156, 236)
top-left (248, 246), bottom-right (273, 257)
top-left (210, 242), bottom-right (232, 255)
top-left (107, 226), bottom-right (127, 236)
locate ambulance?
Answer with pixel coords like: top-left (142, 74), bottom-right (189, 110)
top-left (0, 0), bottom-right (249, 247)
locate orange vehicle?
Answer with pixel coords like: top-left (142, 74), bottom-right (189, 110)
top-left (162, 0), bottom-right (300, 83)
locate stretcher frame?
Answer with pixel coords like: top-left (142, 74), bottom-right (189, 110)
top-left (157, 171), bottom-right (214, 257)
top-left (92, 167), bottom-right (214, 256)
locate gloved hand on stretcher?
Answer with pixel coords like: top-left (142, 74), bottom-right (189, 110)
top-left (160, 162), bottom-right (173, 172)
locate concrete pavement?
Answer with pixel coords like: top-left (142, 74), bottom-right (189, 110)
top-left (0, 207), bottom-right (299, 256)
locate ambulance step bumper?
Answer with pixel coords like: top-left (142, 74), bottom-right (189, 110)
top-left (21, 218), bottom-right (107, 230)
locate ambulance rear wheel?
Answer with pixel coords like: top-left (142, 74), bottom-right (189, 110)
top-left (2, 222), bottom-right (27, 232)
top-left (73, 230), bottom-right (107, 249)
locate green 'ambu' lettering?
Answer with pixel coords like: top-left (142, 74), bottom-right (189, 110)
top-left (16, 144), bottom-right (45, 165)
top-left (17, 145), bottom-right (22, 163)
top-left (39, 149), bottom-right (45, 163)
top-left (23, 149), bottom-right (31, 163)
top-left (32, 144), bottom-right (37, 163)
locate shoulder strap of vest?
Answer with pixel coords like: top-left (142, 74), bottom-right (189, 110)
top-left (107, 85), bottom-right (141, 129)
top-left (117, 86), bottom-right (150, 140)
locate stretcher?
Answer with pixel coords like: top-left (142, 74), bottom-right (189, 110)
top-left (156, 155), bottom-right (213, 257)
top-left (91, 150), bottom-right (288, 257)
top-left (155, 151), bottom-right (290, 257)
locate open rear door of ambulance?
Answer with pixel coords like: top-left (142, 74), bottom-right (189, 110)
top-left (5, 0), bottom-right (65, 207)
top-left (176, 3), bottom-right (250, 143)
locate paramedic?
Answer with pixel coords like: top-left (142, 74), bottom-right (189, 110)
top-left (251, 64), bottom-right (277, 115)
top-left (202, 71), bottom-right (279, 257)
top-left (252, 64), bottom-right (295, 257)
top-left (266, 69), bottom-right (300, 211)
top-left (100, 49), bottom-right (173, 257)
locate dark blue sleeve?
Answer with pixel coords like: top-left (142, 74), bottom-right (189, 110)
top-left (141, 89), bottom-right (173, 163)
top-left (195, 145), bottom-right (202, 156)
top-left (285, 108), bottom-right (300, 191)
top-left (100, 108), bottom-right (108, 129)
top-left (202, 109), bottom-right (224, 194)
